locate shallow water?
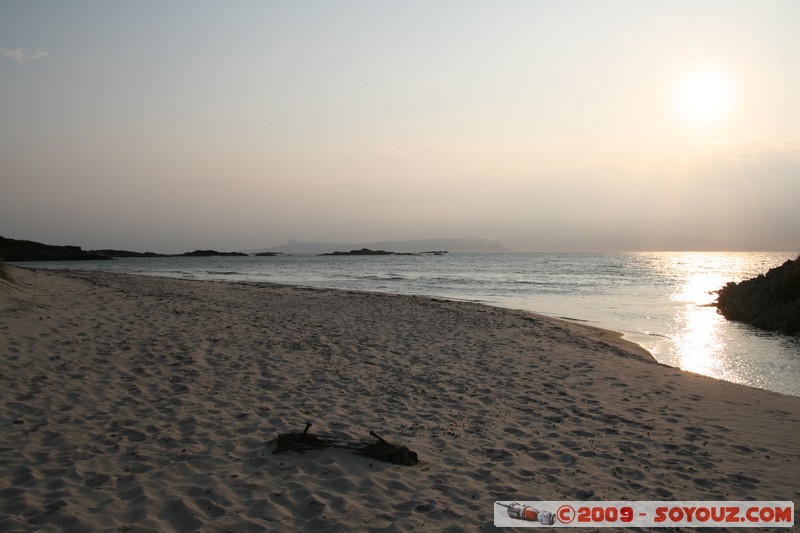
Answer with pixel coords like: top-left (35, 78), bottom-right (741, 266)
top-left (16, 251), bottom-right (800, 396)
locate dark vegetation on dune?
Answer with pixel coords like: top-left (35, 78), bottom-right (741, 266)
top-left (0, 236), bottom-right (248, 261)
top-left (0, 260), bottom-right (10, 283)
top-left (0, 236), bottom-right (111, 261)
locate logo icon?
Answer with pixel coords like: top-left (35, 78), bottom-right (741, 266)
top-left (496, 502), bottom-right (557, 525)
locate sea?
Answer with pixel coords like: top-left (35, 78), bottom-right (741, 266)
top-left (15, 251), bottom-right (800, 397)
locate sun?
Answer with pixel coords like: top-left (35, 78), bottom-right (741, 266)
top-left (674, 69), bottom-right (734, 124)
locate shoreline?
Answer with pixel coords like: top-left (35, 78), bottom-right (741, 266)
top-left (4, 261), bottom-right (659, 364)
top-left (12, 251), bottom-right (799, 398)
top-left (2, 266), bottom-right (799, 530)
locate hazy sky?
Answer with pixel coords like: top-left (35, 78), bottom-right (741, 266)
top-left (2, 1), bottom-right (799, 252)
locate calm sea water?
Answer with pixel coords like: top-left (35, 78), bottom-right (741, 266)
top-left (16, 252), bottom-right (800, 396)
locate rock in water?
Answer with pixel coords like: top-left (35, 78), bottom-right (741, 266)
top-left (716, 256), bottom-right (800, 334)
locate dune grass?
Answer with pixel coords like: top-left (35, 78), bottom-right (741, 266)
top-left (0, 260), bottom-right (10, 283)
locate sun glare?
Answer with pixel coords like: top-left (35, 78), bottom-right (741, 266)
top-left (674, 69), bottom-right (734, 123)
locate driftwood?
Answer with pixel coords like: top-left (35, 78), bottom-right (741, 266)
top-left (271, 425), bottom-right (419, 466)
top-left (272, 423), bottom-right (335, 454)
top-left (354, 431), bottom-right (419, 466)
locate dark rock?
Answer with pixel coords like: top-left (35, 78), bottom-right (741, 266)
top-left (716, 256), bottom-right (800, 335)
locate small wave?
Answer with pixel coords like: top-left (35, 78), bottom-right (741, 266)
top-left (557, 316), bottom-right (591, 323)
top-left (357, 274), bottom-right (407, 282)
top-left (425, 276), bottom-right (478, 285)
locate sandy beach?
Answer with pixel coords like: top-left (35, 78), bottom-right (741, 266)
top-left (1, 265), bottom-right (798, 531)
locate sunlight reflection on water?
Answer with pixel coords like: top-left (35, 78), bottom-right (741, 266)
top-left (673, 304), bottom-right (726, 377)
top-left (649, 252), bottom-right (798, 390)
top-left (667, 255), bottom-right (732, 378)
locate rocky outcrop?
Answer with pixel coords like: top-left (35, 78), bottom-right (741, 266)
top-left (716, 256), bottom-right (800, 334)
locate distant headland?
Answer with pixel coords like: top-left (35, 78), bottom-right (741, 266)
top-left (0, 236), bottom-right (247, 261)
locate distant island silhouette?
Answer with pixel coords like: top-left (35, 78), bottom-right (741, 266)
top-left (175, 250), bottom-right (248, 257)
top-left (320, 248), bottom-right (447, 256)
top-left (260, 238), bottom-right (512, 254)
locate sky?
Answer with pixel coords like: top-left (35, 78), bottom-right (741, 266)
top-left (2, 1), bottom-right (799, 253)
